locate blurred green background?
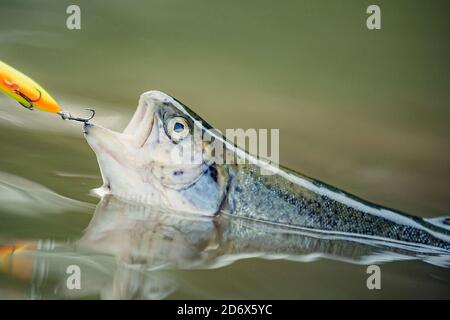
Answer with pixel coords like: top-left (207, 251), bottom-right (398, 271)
top-left (0, 0), bottom-right (449, 299)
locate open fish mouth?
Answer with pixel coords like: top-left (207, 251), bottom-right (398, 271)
top-left (82, 92), bottom-right (166, 196)
top-left (121, 92), bottom-right (161, 147)
top-left (83, 91), bottom-right (167, 161)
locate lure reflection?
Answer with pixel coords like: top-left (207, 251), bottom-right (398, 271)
top-left (0, 196), bottom-right (449, 299)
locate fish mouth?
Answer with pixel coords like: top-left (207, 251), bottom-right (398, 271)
top-left (84, 91), bottom-right (165, 154)
top-left (83, 91), bottom-right (172, 192)
top-left (122, 94), bottom-right (157, 147)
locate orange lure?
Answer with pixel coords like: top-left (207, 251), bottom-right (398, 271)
top-left (0, 242), bottom-right (36, 281)
top-left (0, 60), bottom-right (61, 113)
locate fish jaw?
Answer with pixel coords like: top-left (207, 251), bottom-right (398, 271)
top-left (84, 122), bottom-right (172, 208)
top-left (82, 91), bottom-right (159, 200)
top-left (83, 123), bottom-right (141, 196)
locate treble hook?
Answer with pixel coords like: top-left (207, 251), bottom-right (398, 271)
top-left (58, 108), bottom-right (96, 123)
top-left (15, 89), bottom-right (42, 110)
top-left (3, 79), bottom-right (42, 110)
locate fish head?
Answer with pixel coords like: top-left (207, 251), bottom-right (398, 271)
top-left (84, 91), bottom-right (229, 215)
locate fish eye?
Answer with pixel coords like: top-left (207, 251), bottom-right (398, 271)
top-left (166, 116), bottom-right (190, 142)
top-left (173, 121), bottom-right (185, 132)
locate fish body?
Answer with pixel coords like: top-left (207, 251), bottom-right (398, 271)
top-left (83, 91), bottom-right (450, 252)
top-left (223, 164), bottom-right (450, 251)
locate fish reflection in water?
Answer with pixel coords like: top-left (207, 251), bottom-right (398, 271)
top-left (1, 195), bottom-right (449, 299)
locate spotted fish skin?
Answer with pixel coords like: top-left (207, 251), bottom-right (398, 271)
top-left (81, 90), bottom-right (450, 252)
top-left (220, 164), bottom-right (450, 251)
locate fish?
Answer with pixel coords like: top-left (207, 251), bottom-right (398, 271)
top-left (83, 90), bottom-right (450, 251)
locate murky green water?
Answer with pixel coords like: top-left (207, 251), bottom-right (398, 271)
top-left (0, 0), bottom-right (449, 299)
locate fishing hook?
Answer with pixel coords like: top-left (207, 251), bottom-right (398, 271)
top-left (3, 79), bottom-right (41, 110)
top-left (58, 108), bottom-right (96, 123)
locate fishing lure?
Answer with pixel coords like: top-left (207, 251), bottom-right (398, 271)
top-left (0, 241), bottom-right (36, 280)
top-left (0, 60), bottom-right (94, 123)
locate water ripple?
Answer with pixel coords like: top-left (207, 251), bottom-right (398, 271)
top-left (0, 171), bottom-right (93, 215)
